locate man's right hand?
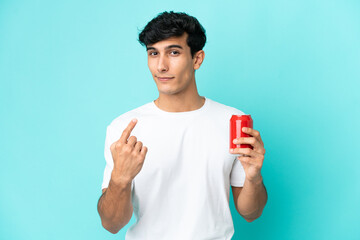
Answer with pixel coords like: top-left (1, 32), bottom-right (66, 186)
top-left (110, 118), bottom-right (148, 185)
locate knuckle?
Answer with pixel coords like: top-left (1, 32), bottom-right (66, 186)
top-left (110, 142), bottom-right (115, 150)
top-left (131, 151), bottom-right (138, 157)
top-left (244, 148), bottom-right (252, 155)
top-left (141, 147), bottom-right (148, 156)
top-left (115, 142), bottom-right (122, 149)
top-left (124, 145), bottom-right (132, 153)
top-left (129, 136), bottom-right (137, 142)
top-left (250, 138), bottom-right (256, 144)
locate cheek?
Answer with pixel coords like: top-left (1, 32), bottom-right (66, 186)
top-left (148, 61), bottom-right (156, 75)
top-left (176, 59), bottom-right (193, 78)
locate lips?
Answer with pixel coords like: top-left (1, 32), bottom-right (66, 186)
top-left (157, 77), bottom-right (174, 81)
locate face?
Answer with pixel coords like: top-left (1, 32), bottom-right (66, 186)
top-left (146, 32), bottom-right (204, 96)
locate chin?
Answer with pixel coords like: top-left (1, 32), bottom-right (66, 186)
top-left (157, 88), bottom-right (180, 95)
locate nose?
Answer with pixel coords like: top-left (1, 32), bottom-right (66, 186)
top-left (157, 55), bottom-right (168, 73)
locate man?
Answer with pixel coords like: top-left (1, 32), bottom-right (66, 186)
top-left (97, 11), bottom-right (267, 239)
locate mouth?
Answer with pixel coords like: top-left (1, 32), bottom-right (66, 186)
top-left (157, 77), bottom-right (174, 82)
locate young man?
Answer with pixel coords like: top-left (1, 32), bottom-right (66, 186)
top-left (97, 11), bottom-right (267, 239)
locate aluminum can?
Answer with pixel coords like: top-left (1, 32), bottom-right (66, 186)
top-left (230, 115), bottom-right (253, 149)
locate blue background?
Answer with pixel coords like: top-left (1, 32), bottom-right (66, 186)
top-left (1, 0), bottom-right (359, 239)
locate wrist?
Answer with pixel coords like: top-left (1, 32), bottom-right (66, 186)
top-left (111, 170), bottom-right (132, 187)
top-left (108, 177), bottom-right (132, 193)
top-left (246, 175), bottom-right (263, 185)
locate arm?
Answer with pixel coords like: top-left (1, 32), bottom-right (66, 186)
top-left (230, 127), bottom-right (267, 222)
top-left (232, 176), bottom-right (267, 222)
top-left (97, 177), bottom-right (133, 234)
top-left (98, 119), bottom-right (148, 233)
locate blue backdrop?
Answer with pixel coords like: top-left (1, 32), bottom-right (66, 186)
top-left (1, 0), bottom-right (359, 239)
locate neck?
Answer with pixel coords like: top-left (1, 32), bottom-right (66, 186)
top-left (155, 94), bottom-right (205, 113)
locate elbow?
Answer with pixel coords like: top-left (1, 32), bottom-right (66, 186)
top-left (107, 228), bottom-right (120, 234)
top-left (108, 227), bottom-right (120, 235)
top-left (98, 208), bottom-right (130, 234)
top-left (244, 217), bottom-right (256, 223)
top-left (99, 211), bottom-right (132, 234)
top-left (109, 229), bottom-right (120, 234)
top-left (101, 220), bottom-right (123, 234)
top-left (240, 210), bottom-right (263, 223)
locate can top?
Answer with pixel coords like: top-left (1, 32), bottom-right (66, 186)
top-left (230, 114), bottom-right (252, 121)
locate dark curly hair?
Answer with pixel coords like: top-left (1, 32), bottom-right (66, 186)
top-left (138, 11), bottom-right (207, 58)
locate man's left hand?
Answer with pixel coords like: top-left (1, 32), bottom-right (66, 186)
top-left (230, 127), bottom-right (265, 184)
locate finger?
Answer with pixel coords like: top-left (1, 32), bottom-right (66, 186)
top-left (231, 146), bottom-right (265, 159)
top-left (233, 137), bottom-right (262, 149)
top-left (134, 141), bottom-right (143, 152)
top-left (242, 127), bottom-right (264, 145)
top-left (140, 146), bottom-right (148, 158)
top-left (230, 147), bottom-right (254, 157)
top-left (127, 136), bottom-right (137, 147)
top-left (237, 151), bottom-right (264, 164)
top-left (237, 156), bottom-right (252, 164)
top-left (119, 119), bottom-right (138, 143)
top-left (247, 150), bottom-right (264, 160)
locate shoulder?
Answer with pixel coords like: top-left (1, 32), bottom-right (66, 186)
top-left (206, 98), bottom-right (246, 116)
top-left (108, 101), bottom-right (153, 129)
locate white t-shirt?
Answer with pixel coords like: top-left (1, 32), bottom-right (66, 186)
top-left (102, 97), bottom-right (246, 240)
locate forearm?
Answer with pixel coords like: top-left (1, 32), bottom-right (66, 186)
top-left (236, 176), bottom-right (267, 221)
top-left (97, 178), bottom-right (133, 234)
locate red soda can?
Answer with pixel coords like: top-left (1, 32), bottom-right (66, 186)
top-left (230, 115), bottom-right (253, 150)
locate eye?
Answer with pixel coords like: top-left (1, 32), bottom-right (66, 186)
top-left (149, 52), bottom-right (158, 56)
top-left (170, 50), bottom-right (179, 55)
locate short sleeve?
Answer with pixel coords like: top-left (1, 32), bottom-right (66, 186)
top-left (101, 124), bottom-right (134, 191)
top-left (101, 125), bottom-right (115, 190)
top-left (230, 157), bottom-right (246, 187)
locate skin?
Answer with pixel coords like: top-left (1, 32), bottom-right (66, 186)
top-left (230, 127), bottom-right (266, 183)
top-left (98, 119), bottom-right (147, 234)
top-left (230, 127), bottom-right (268, 222)
top-left (146, 32), bottom-right (205, 112)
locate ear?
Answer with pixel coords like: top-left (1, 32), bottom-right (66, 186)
top-left (193, 50), bottom-right (205, 70)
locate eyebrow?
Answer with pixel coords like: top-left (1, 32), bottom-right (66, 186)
top-left (146, 44), bottom-right (183, 51)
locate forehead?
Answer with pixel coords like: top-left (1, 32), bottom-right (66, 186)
top-left (147, 33), bottom-right (189, 49)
